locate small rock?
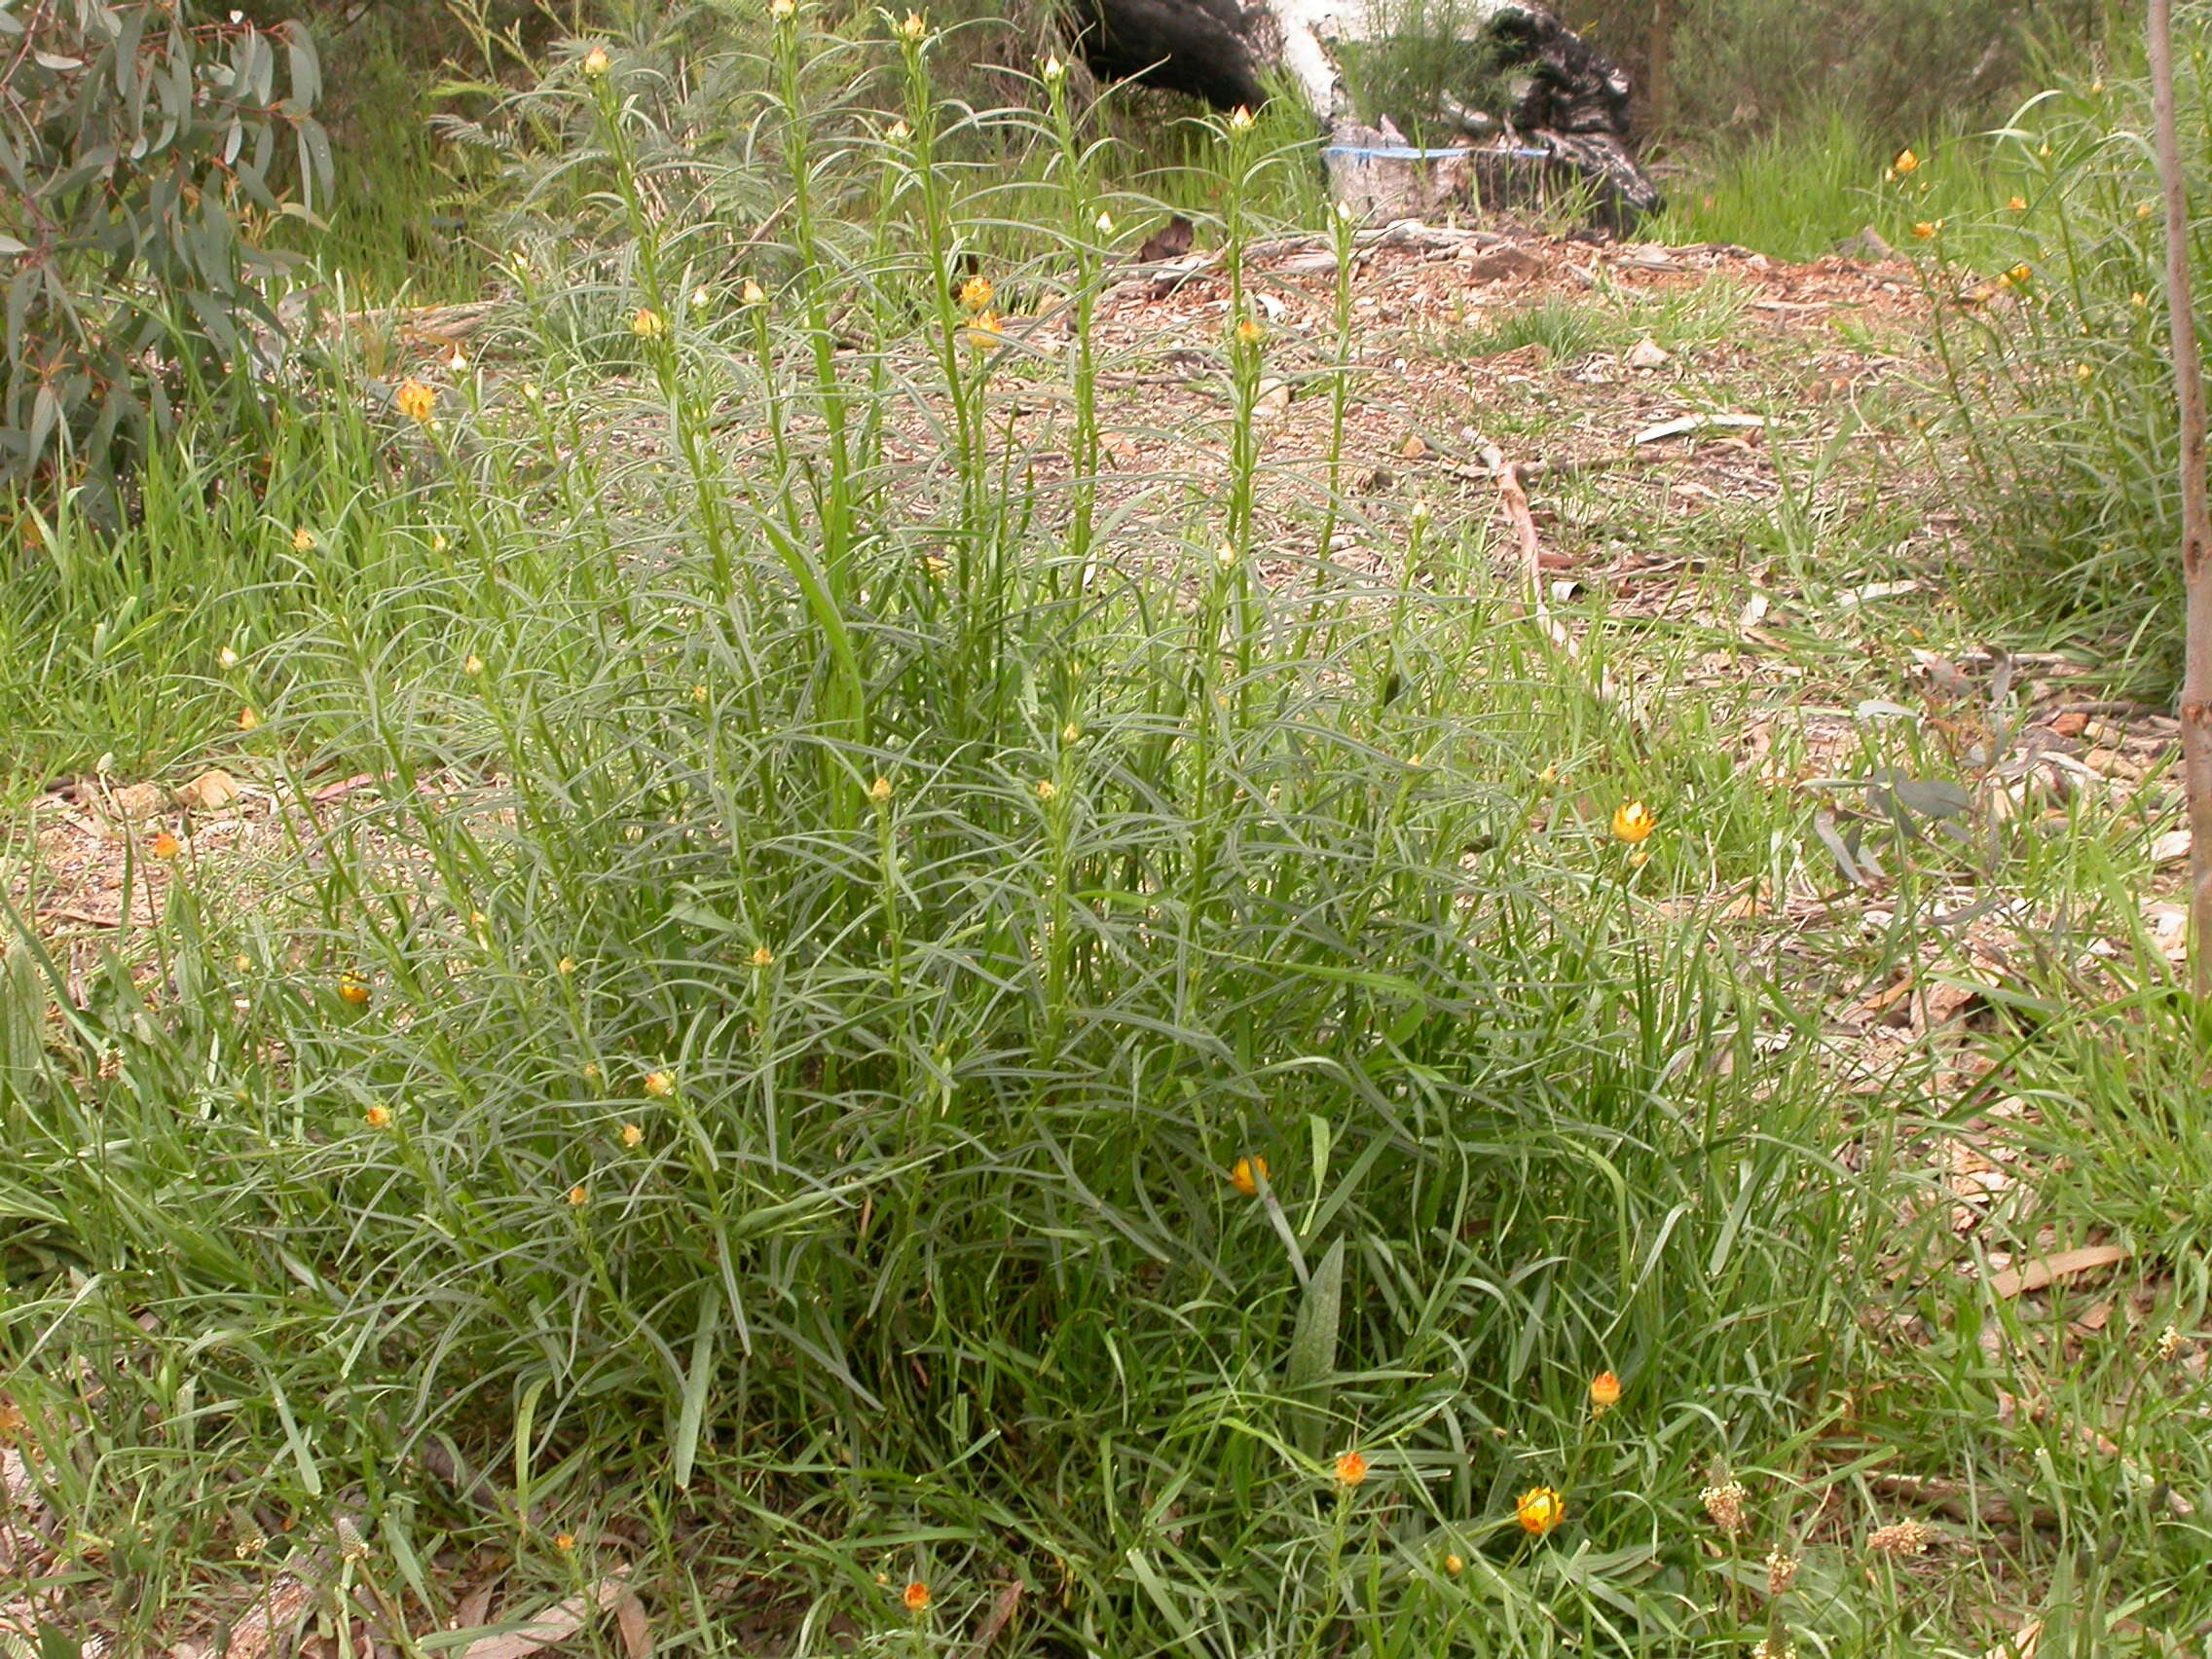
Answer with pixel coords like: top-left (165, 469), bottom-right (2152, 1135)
top-left (2152, 828), bottom-right (2192, 866)
top-left (1456, 245), bottom-right (1545, 282)
top-left (2049, 710), bottom-right (2090, 738)
top-left (106, 782), bottom-right (166, 824)
top-left (174, 768), bottom-right (242, 812)
top-left (1253, 378), bottom-right (1291, 424)
top-left (1400, 432), bottom-right (1432, 461)
top-left (1627, 337), bottom-right (1671, 370)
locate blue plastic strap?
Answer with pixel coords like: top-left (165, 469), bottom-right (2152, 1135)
top-left (1322, 143), bottom-right (1553, 162)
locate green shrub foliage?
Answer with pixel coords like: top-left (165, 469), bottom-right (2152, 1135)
top-left (0, 2), bottom-right (329, 521)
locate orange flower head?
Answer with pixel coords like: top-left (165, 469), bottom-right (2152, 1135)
top-left (1515, 1486), bottom-right (1566, 1536)
top-left (957, 276), bottom-right (994, 314)
top-left (395, 378), bottom-right (436, 424)
top-left (338, 977), bottom-right (371, 1006)
top-left (1230, 1155), bottom-right (1269, 1198)
top-left (644, 1070), bottom-right (676, 1097)
top-left (150, 831), bottom-right (181, 861)
top-left (964, 311), bottom-right (1003, 352)
top-left (903, 1580), bottom-right (932, 1613)
top-left (1610, 801), bottom-right (1655, 844)
top-left (364, 1104), bottom-right (392, 1129)
top-left (1589, 1371), bottom-right (1621, 1412)
top-left (1334, 1450), bottom-right (1369, 1488)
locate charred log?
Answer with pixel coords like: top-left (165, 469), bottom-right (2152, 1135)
top-left (1068, 0), bottom-right (1272, 111)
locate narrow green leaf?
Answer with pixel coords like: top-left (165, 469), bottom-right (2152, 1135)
top-left (672, 1285), bottom-right (719, 1491)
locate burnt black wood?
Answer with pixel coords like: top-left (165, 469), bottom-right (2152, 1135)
top-left (1067, 0), bottom-right (1272, 111)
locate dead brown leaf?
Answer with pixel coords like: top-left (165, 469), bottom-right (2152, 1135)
top-left (461, 1570), bottom-right (631, 1659)
top-left (1985, 1244), bottom-right (2131, 1299)
top-left (174, 769), bottom-right (242, 813)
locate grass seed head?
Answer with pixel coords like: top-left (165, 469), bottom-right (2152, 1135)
top-left (1765, 1549), bottom-right (1799, 1596)
top-left (1866, 1519), bottom-right (1936, 1556)
top-left (1700, 1481), bottom-right (1749, 1534)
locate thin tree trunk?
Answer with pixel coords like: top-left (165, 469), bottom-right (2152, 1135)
top-left (1645, 0), bottom-right (1675, 135)
top-left (2147, 0), bottom-right (2212, 998)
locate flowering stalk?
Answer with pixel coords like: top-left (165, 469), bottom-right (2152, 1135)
top-left (584, 56), bottom-right (733, 588)
top-left (894, 18), bottom-right (987, 556)
top-left (1045, 54), bottom-right (1104, 584)
top-left (772, 2), bottom-right (852, 552)
top-left (1307, 199), bottom-right (1361, 645)
top-left (762, 0), bottom-right (869, 804)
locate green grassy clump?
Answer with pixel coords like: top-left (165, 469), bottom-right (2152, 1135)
top-left (1446, 273), bottom-right (1750, 363)
top-left (3, 9), bottom-right (2210, 1657)
top-left (0, 22), bottom-right (1874, 1656)
top-left (1650, 108), bottom-right (2029, 263)
top-left (1911, 38), bottom-right (2212, 685)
